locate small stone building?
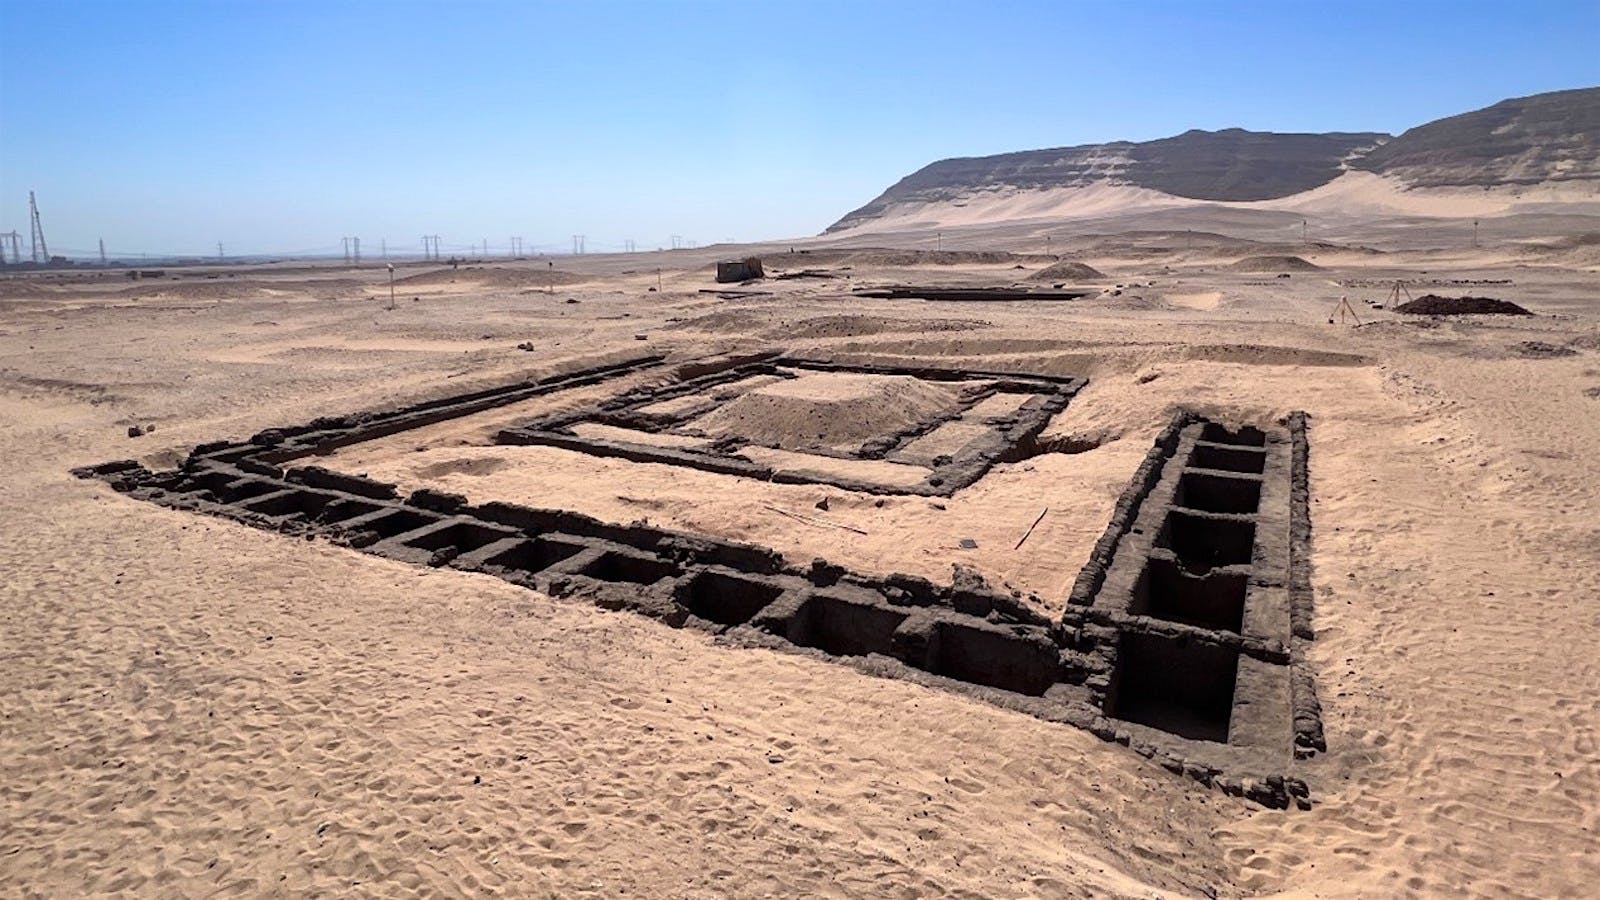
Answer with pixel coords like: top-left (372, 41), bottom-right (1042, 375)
top-left (715, 257), bottom-right (765, 283)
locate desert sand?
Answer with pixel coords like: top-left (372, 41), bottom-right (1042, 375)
top-left (3, 211), bottom-right (1599, 897)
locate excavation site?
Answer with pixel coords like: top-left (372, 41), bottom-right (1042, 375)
top-left (13, 236), bottom-right (1600, 897)
top-left (75, 352), bottom-right (1320, 808)
top-left (7, 26), bottom-right (1600, 895)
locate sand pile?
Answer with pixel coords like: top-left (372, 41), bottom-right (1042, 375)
top-left (394, 267), bottom-right (589, 289)
top-left (1229, 255), bottom-right (1323, 272)
top-left (1029, 260), bottom-right (1107, 282)
top-left (1396, 294), bottom-right (1533, 315)
top-left (686, 372), bottom-right (964, 451)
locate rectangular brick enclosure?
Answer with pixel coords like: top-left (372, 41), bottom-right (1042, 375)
top-left (494, 354), bottom-right (1086, 495)
top-left (75, 356), bottom-right (1319, 807)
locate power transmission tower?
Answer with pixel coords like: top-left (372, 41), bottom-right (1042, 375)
top-left (572, 235), bottom-right (585, 255)
top-left (670, 235), bottom-right (681, 250)
top-left (381, 238), bottom-right (387, 260)
top-left (28, 191), bottom-right (48, 263)
top-left (425, 235), bottom-right (441, 260)
top-left (217, 242), bottom-right (224, 262)
top-left (624, 239), bottom-right (635, 253)
top-left (1, 231), bottom-right (20, 264)
top-left (99, 239), bottom-right (107, 266)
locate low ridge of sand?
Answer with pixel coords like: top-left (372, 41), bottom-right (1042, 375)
top-left (1229, 254), bottom-right (1323, 272)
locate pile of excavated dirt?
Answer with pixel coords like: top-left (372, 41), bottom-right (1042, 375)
top-left (1395, 294), bottom-right (1533, 316)
top-left (684, 372), bottom-right (967, 452)
top-left (1028, 261), bottom-right (1108, 282)
top-left (1229, 255), bottom-right (1323, 272)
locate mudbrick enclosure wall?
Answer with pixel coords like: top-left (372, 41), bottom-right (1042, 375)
top-left (75, 356), bottom-right (1320, 808)
top-left (496, 353), bottom-right (1086, 496)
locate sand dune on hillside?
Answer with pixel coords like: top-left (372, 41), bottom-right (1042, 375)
top-left (831, 170), bottom-right (1600, 236)
top-left (1259, 170), bottom-right (1600, 218)
top-left (842, 182), bottom-right (1198, 232)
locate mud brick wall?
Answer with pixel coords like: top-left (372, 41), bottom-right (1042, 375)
top-left (496, 357), bottom-right (1086, 497)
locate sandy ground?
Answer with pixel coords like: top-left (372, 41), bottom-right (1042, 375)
top-left (3, 222), bottom-right (1599, 896)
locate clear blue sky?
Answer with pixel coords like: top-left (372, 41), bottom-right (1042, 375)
top-left (1, 0), bottom-right (1596, 258)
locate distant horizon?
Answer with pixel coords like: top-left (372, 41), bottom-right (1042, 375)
top-left (2, 0), bottom-right (1597, 257)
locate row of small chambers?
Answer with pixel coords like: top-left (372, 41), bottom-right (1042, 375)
top-left (1109, 423), bottom-right (1273, 743)
top-left (153, 469), bottom-right (1070, 701)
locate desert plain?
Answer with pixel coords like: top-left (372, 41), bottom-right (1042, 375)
top-left (2, 209), bottom-right (1599, 898)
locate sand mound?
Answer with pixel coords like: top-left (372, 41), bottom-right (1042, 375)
top-left (686, 372), bottom-right (965, 452)
top-left (1395, 295), bottom-right (1533, 316)
top-left (1229, 255), bottom-right (1323, 272)
top-left (394, 267), bottom-right (589, 289)
top-left (1028, 261), bottom-right (1107, 282)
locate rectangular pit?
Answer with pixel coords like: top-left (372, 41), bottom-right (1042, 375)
top-left (242, 488), bottom-right (338, 518)
top-left (579, 550), bottom-right (677, 585)
top-left (1156, 510), bottom-right (1257, 571)
top-left (356, 508), bottom-right (442, 539)
top-left (787, 594), bottom-right (908, 658)
top-left (1189, 442), bottom-right (1267, 474)
top-left (1108, 633), bottom-right (1239, 743)
top-left (928, 621), bottom-right (1060, 696)
top-left (481, 537), bottom-right (587, 575)
top-left (679, 569), bottom-right (786, 626)
top-left (400, 520), bottom-right (516, 554)
top-left (316, 497), bottom-right (385, 524)
top-left (1173, 471), bottom-right (1262, 514)
top-left (1129, 557), bottom-right (1248, 632)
